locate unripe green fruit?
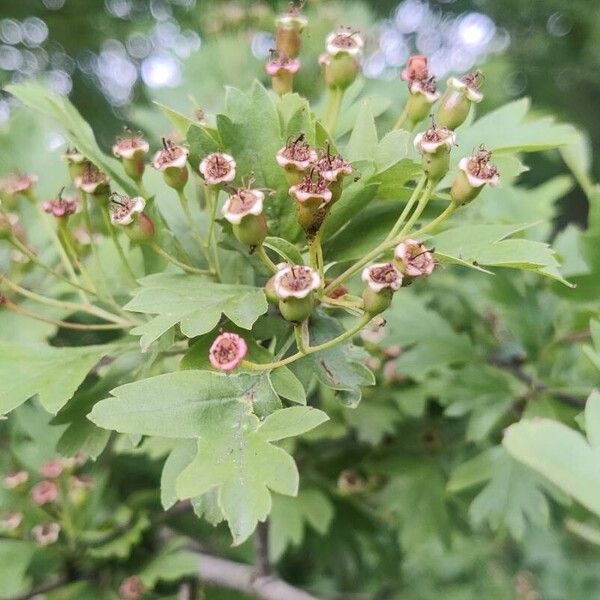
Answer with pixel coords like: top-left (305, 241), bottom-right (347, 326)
top-left (125, 212), bottom-right (155, 242)
top-left (233, 213), bottom-right (267, 247)
top-left (265, 276), bottom-right (279, 304)
top-left (123, 157), bottom-right (145, 182)
top-left (450, 170), bottom-right (482, 206)
top-left (362, 287), bottom-right (393, 316)
top-left (163, 165), bottom-right (189, 190)
top-left (406, 93), bottom-right (433, 126)
top-left (283, 168), bottom-right (305, 187)
top-left (421, 149), bottom-right (450, 183)
top-left (325, 54), bottom-right (360, 90)
top-left (295, 198), bottom-right (329, 236)
top-left (437, 89), bottom-right (471, 130)
top-left (278, 294), bottom-right (314, 323)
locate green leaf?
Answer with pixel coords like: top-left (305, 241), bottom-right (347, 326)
top-left (449, 446), bottom-right (553, 539)
top-left (322, 181), bottom-right (380, 240)
top-left (51, 355), bottom-right (137, 459)
top-left (217, 81), bottom-right (297, 239)
top-left (384, 295), bottom-right (475, 379)
top-left (258, 406), bottom-right (328, 441)
top-left (269, 488), bottom-right (334, 561)
top-left (89, 371), bottom-right (254, 438)
top-left (6, 82), bottom-right (136, 196)
top-left (295, 313), bottom-right (375, 407)
top-left (270, 367), bottom-right (306, 405)
top-left (345, 101), bottom-right (378, 162)
top-left (139, 543), bottom-right (198, 587)
top-left (504, 391), bottom-right (600, 517)
top-left (278, 93), bottom-right (316, 144)
top-left (186, 122), bottom-right (221, 167)
top-left (88, 513), bottom-right (151, 558)
top-left (374, 129), bottom-right (413, 173)
top-left (344, 401), bottom-right (402, 445)
top-left (583, 320), bottom-right (600, 372)
top-left (457, 98), bottom-right (577, 154)
top-left (431, 223), bottom-right (573, 286)
top-left (154, 101), bottom-right (196, 136)
top-left (125, 273), bottom-right (268, 351)
top-left (0, 342), bottom-right (114, 415)
top-left (335, 92), bottom-right (391, 138)
top-left (442, 365), bottom-right (522, 442)
top-left (263, 236), bottom-right (304, 265)
top-left (378, 461), bottom-right (450, 551)
top-left (161, 439), bottom-right (197, 510)
top-left (0, 540), bottom-right (35, 600)
top-left (176, 406), bottom-right (328, 545)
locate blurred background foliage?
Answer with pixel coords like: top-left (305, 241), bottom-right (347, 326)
top-left (1, 0), bottom-right (596, 225)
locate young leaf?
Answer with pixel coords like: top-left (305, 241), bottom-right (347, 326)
top-left (0, 342), bottom-right (114, 415)
top-left (125, 273), bottom-right (268, 351)
top-left (176, 406), bottom-right (328, 545)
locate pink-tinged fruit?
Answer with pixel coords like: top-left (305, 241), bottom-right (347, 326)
top-left (209, 333), bottom-right (248, 371)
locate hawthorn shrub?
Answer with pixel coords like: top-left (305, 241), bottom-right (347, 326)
top-left (0, 5), bottom-right (599, 600)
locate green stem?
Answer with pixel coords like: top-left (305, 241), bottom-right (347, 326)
top-left (34, 203), bottom-right (88, 303)
top-left (255, 245), bottom-right (278, 273)
top-left (58, 222), bottom-right (98, 294)
top-left (397, 180), bottom-right (435, 238)
top-left (205, 185), bottom-right (222, 280)
top-left (3, 299), bottom-right (130, 331)
top-left (137, 179), bottom-right (150, 199)
top-left (324, 190), bottom-right (455, 296)
top-left (307, 232), bottom-right (324, 281)
top-left (0, 274), bottom-right (132, 326)
top-left (411, 202), bottom-right (457, 238)
top-left (8, 236), bottom-right (96, 296)
top-left (177, 188), bottom-right (207, 250)
top-left (323, 87), bottom-right (344, 135)
top-left (101, 208), bottom-right (138, 284)
top-left (385, 174), bottom-right (427, 241)
top-left (81, 194), bottom-right (113, 297)
top-left (321, 296), bottom-right (365, 314)
top-left (243, 313), bottom-right (372, 371)
top-left (294, 321), bottom-right (310, 354)
top-left (148, 240), bottom-right (212, 275)
top-left (393, 104), bottom-right (410, 130)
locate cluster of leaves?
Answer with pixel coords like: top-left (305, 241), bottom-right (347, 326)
top-left (0, 15), bottom-right (599, 600)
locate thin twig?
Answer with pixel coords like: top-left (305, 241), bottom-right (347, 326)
top-left (194, 552), bottom-right (319, 600)
top-left (489, 356), bottom-right (587, 408)
top-left (254, 521), bottom-right (272, 577)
